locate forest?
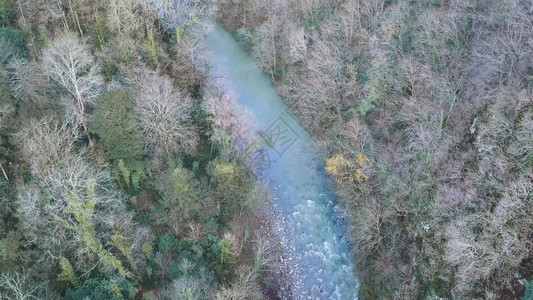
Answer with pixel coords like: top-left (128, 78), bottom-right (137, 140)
top-left (218, 0), bottom-right (533, 299)
top-left (0, 0), bottom-right (285, 299)
top-left (0, 0), bottom-right (532, 299)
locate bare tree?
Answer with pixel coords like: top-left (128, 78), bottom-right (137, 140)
top-left (17, 158), bottom-right (133, 276)
top-left (167, 277), bottom-right (213, 300)
top-left (0, 271), bottom-right (50, 300)
top-left (283, 22), bottom-right (307, 64)
top-left (203, 86), bottom-right (255, 154)
top-left (158, 0), bottom-right (217, 40)
top-left (43, 32), bottom-right (103, 138)
top-left (14, 115), bottom-right (132, 272)
top-left (129, 68), bottom-right (198, 156)
top-left (215, 266), bottom-right (262, 299)
top-left (252, 18), bottom-right (279, 80)
top-left (42, 153), bottom-right (111, 201)
top-left (0, 99), bottom-right (14, 176)
top-left (17, 154), bottom-right (111, 258)
top-left (0, 102), bottom-right (14, 132)
top-left (106, 0), bottom-right (157, 35)
top-left (15, 117), bottom-right (78, 179)
top-left (8, 58), bottom-right (52, 106)
top-left (107, 0), bottom-right (138, 34)
top-left (0, 38), bottom-right (19, 66)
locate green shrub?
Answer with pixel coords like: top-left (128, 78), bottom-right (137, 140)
top-left (0, 231), bottom-right (23, 273)
top-left (23, 23), bottom-right (48, 54)
top-left (116, 159), bottom-right (144, 189)
top-left (146, 28), bottom-right (158, 66)
top-left (91, 90), bottom-right (146, 188)
top-left (523, 280), bottom-right (533, 300)
top-left (65, 276), bottom-right (135, 300)
top-left (91, 90), bottom-right (143, 162)
top-left (175, 239), bottom-right (193, 257)
top-left (204, 218), bottom-right (219, 234)
top-left (207, 158), bottom-right (253, 215)
top-left (0, 27), bottom-right (27, 63)
top-left (167, 261), bottom-right (181, 279)
top-left (155, 165), bottom-right (211, 222)
top-left (0, 0), bottom-right (13, 25)
top-left (191, 243), bottom-right (203, 259)
top-left (235, 28), bottom-right (257, 52)
top-left (58, 258), bottom-right (77, 284)
top-left (0, 176), bottom-right (10, 200)
top-left (358, 59), bottom-right (407, 116)
top-left (0, 72), bottom-right (15, 153)
top-left (302, 6), bottom-right (334, 32)
top-left (158, 234), bottom-right (174, 254)
top-left (406, 0), bottom-right (442, 10)
top-left (192, 161), bottom-right (200, 174)
top-left (118, 159), bottom-right (131, 187)
top-left (220, 238), bottom-right (233, 264)
top-left (142, 242), bottom-right (153, 259)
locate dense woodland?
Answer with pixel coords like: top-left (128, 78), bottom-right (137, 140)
top-left (218, 0), bottom-right (533, 299)
top-left (0, 0), bottom-right (287, 299)
top-left (0, 0), bottom-right (532, 299)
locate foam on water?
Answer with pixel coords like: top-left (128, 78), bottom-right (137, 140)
top-left (205, 25), bottom-right (359, 299)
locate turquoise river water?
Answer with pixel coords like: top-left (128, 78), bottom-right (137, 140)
top-left (205, 25), bottom-right (359, 299)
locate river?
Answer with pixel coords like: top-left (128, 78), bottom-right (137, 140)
top-left (205, 25), bottom-right (359, 299)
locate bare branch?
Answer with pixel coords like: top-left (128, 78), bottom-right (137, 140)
top-left (43, 32), bottom-right (103, 135)
top-left (129, 68), bottom-right (198, 156)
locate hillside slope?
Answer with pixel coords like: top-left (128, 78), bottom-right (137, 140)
top-left (218, 0), bottom-right (533, 298)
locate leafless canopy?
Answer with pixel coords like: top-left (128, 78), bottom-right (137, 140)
top-left (15, 117), bottom-right (78, 179)
top-left (43, 32), bottom-right (103, 134)
top-left (203, 85), bottom-right (255, 154)
top-left (129, 68), bottom-right (198, 156)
